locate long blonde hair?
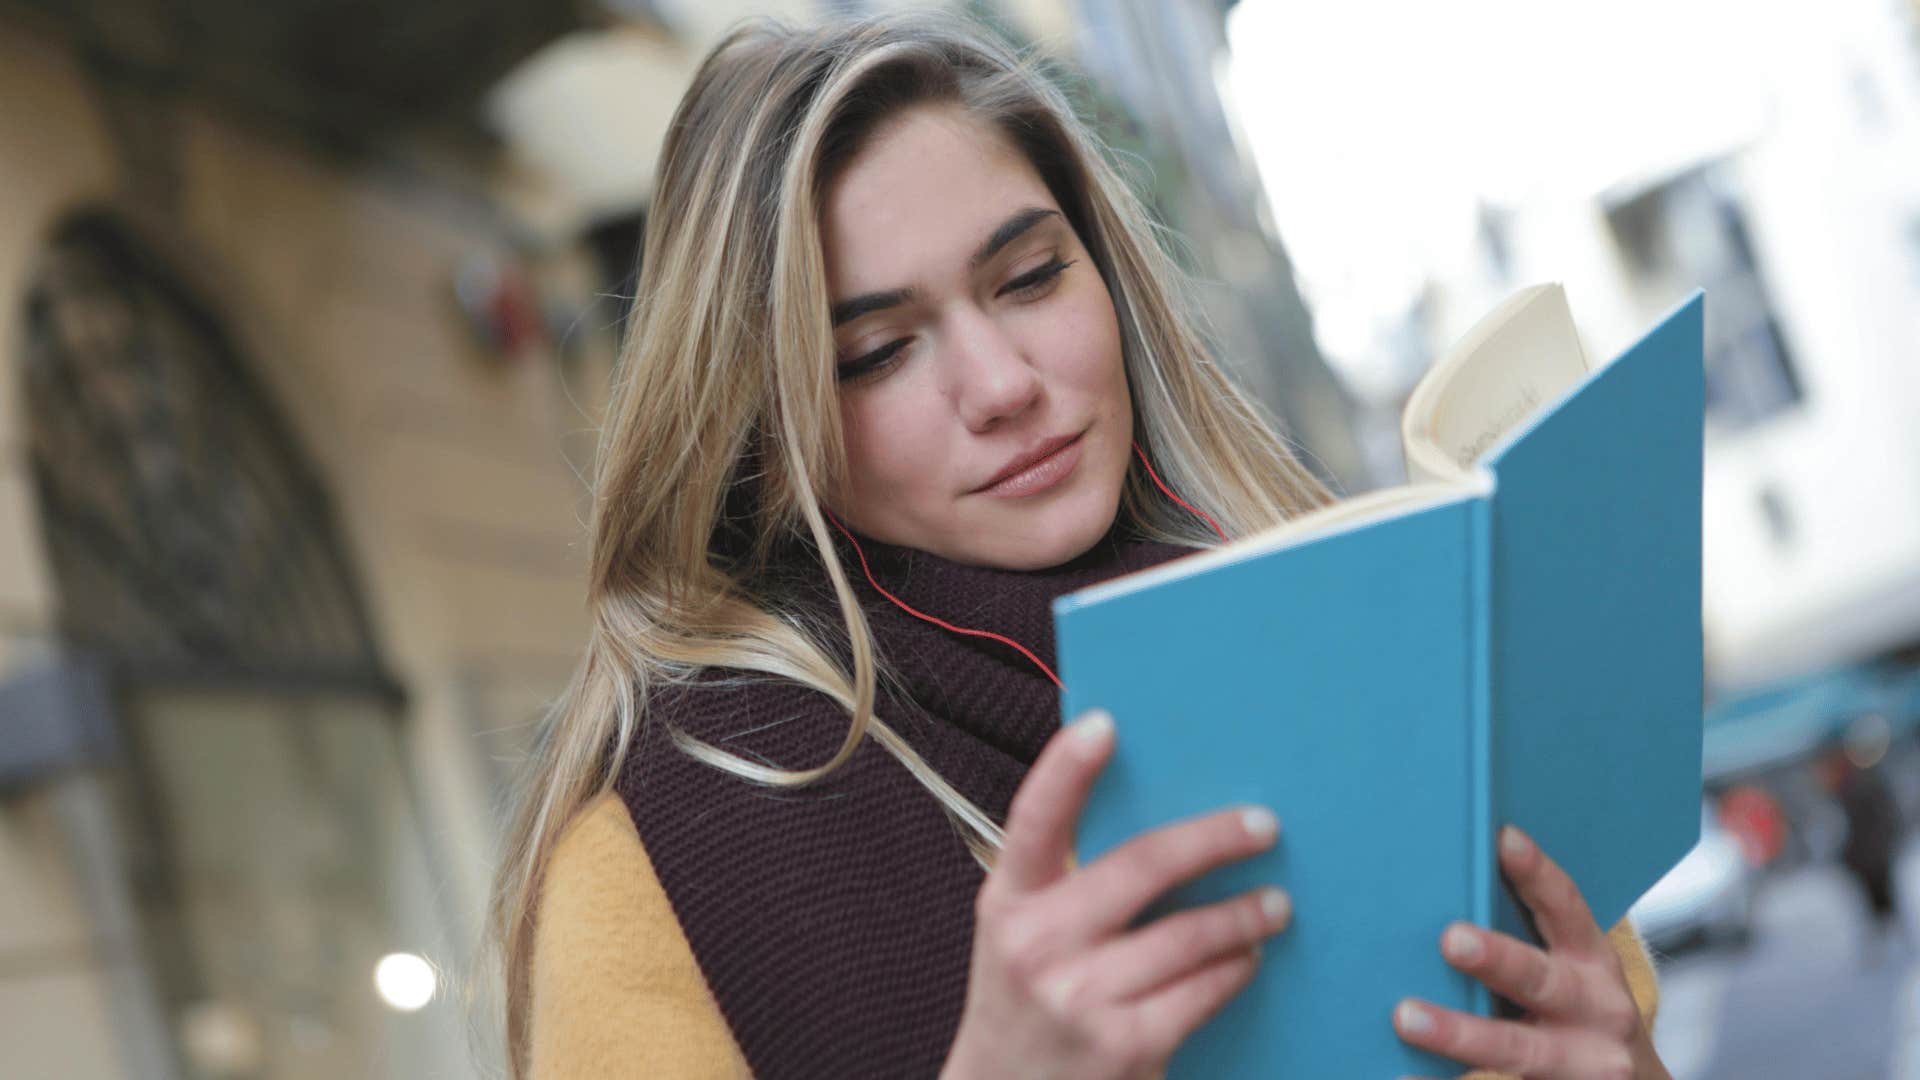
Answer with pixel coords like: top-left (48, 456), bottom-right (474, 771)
top-left (483, 10), bottom-right (1332, 1075)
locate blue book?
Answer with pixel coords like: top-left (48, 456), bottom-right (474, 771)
top-left (1055, 284), bottom-right (1704, 1077)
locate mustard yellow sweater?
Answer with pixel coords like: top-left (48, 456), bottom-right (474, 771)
top-left (528, 793), bottom-right (1660, 1079)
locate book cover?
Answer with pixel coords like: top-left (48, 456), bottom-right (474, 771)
top-left (1054, 286), bottom-right (1705, 1077)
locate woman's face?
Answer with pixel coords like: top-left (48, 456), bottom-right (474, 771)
top-left (820, 104), bottom-right (1133, 571)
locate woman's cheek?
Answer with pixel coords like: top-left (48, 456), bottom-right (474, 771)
top-left (1048, 291), bottom-right (1123, 386)
top-left (842, 398), bottom-right (931, 503)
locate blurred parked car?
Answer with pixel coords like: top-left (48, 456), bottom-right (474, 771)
top-left (1635, 658), bottom-right (1920, 951)
top-left (1628, 660), bottom-right (1920, 952)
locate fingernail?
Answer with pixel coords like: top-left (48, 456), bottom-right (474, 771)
top-left (1072, 710), bottom-right (1113, 747)
top-left (1240, 806), bottom-right (1279, 842)
top-left (1443, 925), bottom-right (1482, 963)
top-left (1501, 825), bottom-right (1531, 861)
top-left (1396, 1000), bottom-right (1434, 1035)
top-left (1260, 887), bottom-right (1291, 925)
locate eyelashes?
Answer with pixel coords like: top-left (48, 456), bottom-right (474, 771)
top-left (835, 258), bottom-right (1079, 383)
top-left (835, 337), bottom-right (910, 383)
top-left (1000, 256), bottom-right (1076, 299)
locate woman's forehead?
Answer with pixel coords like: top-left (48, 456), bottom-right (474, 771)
top-left (820, 106), bottom-right (1057, 294)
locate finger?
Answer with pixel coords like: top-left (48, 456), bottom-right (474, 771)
top-left (1393, 998), bottom-right (1561, 1078)
top-left (1439, 922), bottom-right (1588, 1021)
top-left (1500, 826), bottom-right (1607, 956)
top-left (1055, 887), bottom-right (1290, 1008)
top-left (995, 709), bottom-right (1116, 893)
top-left (1120, 945), bottom-right (1261, 1064)
top-left (1063, 804), bottom-right (1280, 936)
top-left (1393, 997), bottom-right (1634, 1080)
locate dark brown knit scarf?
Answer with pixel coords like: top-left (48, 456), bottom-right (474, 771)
top-left (612, 519), bottom-right (1197, 1078)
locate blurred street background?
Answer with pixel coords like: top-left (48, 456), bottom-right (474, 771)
top-left (0, 0), bottom-right (1916, 1076)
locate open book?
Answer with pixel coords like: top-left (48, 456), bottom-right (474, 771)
top-left (1054, 284), bottom-right (1704, 1078)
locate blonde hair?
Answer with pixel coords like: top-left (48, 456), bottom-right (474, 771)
top-left (482, 10), bottom-right (1332, 1075)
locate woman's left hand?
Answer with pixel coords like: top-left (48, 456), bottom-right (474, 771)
top-left (1391, 825), bottom-right (1673, 1080)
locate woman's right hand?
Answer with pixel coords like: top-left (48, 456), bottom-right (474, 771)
top-left (941, 709), bottom-right (1291, 1080)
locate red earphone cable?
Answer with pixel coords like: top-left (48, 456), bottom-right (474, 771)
top-left (824, 440), bottom-right (1226, 689)
top-left (826, 509), bottom-right (1065, 688)
top-left (1130, 440), bottom-right (1229, 543)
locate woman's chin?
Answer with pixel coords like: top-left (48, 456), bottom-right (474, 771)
top-left (957, 487), bottom-right (1121, 571)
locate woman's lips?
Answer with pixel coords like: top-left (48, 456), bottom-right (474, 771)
top-left (977, 433), bottom-right (1084, 498)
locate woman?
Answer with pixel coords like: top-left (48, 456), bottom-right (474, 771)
top-left (487, 11), bottom-right (1668, 1079)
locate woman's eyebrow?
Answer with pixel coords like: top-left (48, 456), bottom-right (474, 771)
top-left (829, 207), bottom-right (1063, 327)
top-left (970, 206), bottom-right (1060, 269)
top-left (831, 287), bottom-right (915, 327)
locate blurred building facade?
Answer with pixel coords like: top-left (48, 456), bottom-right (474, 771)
top-left (1446, 5), bottom-right (1920, 694)
top-left (1228, 0), bottom-right (1920, 693)
top-left (0, 5), bottom-right (608, 1076)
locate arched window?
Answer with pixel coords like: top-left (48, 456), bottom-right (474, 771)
top-left (16, 213), bottom-right (465, 1078)
top-left (23, 212), bottom-right (393, 693)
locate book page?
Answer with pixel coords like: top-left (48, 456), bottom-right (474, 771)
top-left (1400, 284), bottom-right (1592, 484)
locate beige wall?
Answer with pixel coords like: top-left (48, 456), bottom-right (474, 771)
top-left (0, 18), bottom-right (616, 1077)
top-left (0, 21), bottom-right (115, 662)
top-left (0, 27), bottom-right (136, 1080)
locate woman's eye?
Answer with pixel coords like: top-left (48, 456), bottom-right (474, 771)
top-left (836, 337), bottom-right (910, 383)
top-left (997, 257), bottom-right (1076, 300)
top-left (834, 259), bottom-right (1076, 384)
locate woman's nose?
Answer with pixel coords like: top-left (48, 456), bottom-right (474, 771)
top-left (948, 310), bottom-right (1041, 432)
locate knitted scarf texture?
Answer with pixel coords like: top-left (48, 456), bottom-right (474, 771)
top-left (613, 520), bottom-right (1197, 1077)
